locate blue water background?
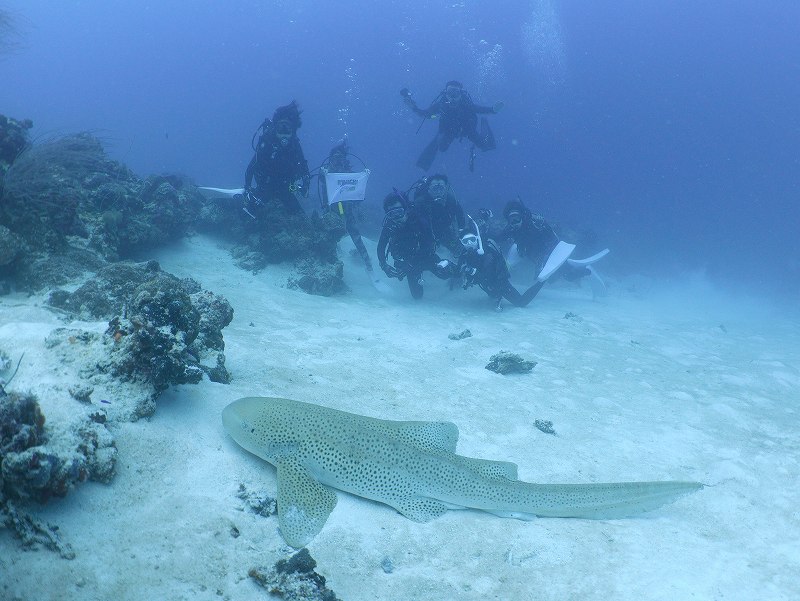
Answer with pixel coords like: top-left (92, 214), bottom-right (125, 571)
top-left (1, 1), bottom-right (798, 297)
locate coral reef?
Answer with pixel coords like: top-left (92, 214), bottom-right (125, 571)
top-left (249, 548), bottom-right (341, 601)
top-left (485, 351), bottom-right (537, 375)
top-left (0, 132), bottom-right (204, 291)
top-left (0, 224), bottom-right (24, 270)
top-left (46, 260), bottom-right (233, 419)
top-left (2, 125), bottom-right (349, 296)
top-left (0, 390), bottom-right (115, 503)
top-left (1, 134), bottom-right (202, 257)
top-left (0, 114), bottom-right (32, 182)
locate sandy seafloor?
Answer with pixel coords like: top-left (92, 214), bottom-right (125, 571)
top-left (1, 233), bottom-right (798, 601)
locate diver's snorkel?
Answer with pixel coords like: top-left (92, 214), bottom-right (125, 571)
top-left (467, 214), bottom-right (485, 255)
top-left (251, 118), bottom-right (271, 151)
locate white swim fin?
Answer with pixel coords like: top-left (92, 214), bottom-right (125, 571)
top-left (538, 241), bottom-right (576, 282)
top-left (567, 248), bottom-right (610, 267)
top-left (198, 186), bottom-right (245, 200)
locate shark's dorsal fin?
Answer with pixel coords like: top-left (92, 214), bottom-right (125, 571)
top-left (452, 456), bottom-right (519, 481)
top-left (275, 457), bottom-right (337, 548)
top-left (379, 420), bottom-right (459, 453)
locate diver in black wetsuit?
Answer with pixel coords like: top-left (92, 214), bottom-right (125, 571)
top-left (499, 200), bottom-right (589, 281)
top-left (319, 140), bottom-right (373, 273)
top-left (403, 80), bottom-right (503, 171)
top-left (376, 192), bottom-right (451, 299)
top-left (244, 101), bottom-right (310, 215)
top-left (450, 224), bottom-right (543, 312)
top-left (410, 173), bottom-right (465, 258)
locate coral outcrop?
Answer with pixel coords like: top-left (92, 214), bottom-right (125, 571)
top-left (249, 548), bottom-right (341, 601)
top-left (485, 351), bottom-right (537, 375)
top-left (0, 114), bottom-right (32, 182)
top-left (200, 195), bottom-right (348, 296)
top-left (46, 260), bottom-right (233, 420)
top-left (0, 389), bottom-right (116, 503)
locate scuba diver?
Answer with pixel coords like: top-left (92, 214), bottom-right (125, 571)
top-left (318, 139), bottom-right (373, 274)
top-left (402, 80), bottom-right (503, 171)
top-left (448, 218), bottom-right (543, 312)
top-left (499, 199), bottom-right (609, 294)
top-left (244, 100), bottom-right (311, 216)
top-left (410, 173), bottom-right (465, 258)
top-left (377, 192), bottom-right (451, 299)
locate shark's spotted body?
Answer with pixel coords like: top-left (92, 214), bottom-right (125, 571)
top-left (222, 397), bottom-right (702, 547)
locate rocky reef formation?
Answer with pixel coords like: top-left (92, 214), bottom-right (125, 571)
top-left (0, 114), bottom-right (32, 182)
top-left (0, 131), bottom-right (203, 292)
top-left (46, 260), bottom-right (233, 420)
top-left (201, 195), bottom-right (347, 296)
top-left (0, 120), bottom-right (350, 296)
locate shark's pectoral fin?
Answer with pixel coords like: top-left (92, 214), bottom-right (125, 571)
top-left (392, 497), bottom-right (450, 522)
top-left (275, 458), bottom-right (337, 548)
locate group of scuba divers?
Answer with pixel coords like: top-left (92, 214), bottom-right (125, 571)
top-left (240, 80), bottom-right (608, 312)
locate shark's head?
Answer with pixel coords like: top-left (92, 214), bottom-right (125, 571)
top-left (222, 397), bottom-right (275, 459)
top-left (222, 397), bottom-right (302, 463)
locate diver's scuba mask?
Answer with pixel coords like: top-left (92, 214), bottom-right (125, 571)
top-left (427, 180), bottom-right (447, 201)
top-left (460, 233), bottom-right (480, 251)
top-left (386, 205), bottom-right (406, 223)
top-left (446, 86), bottom-right (462, 101)
top-left (275, 120), bottom-right (294, 145)
top-left (507, 211), bottom-right (524, 229)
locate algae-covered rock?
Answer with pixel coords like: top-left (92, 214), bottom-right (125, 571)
top-left (249, 548), bottom-right (341, 601)
top-left (288, 258), bottom-right (346, 296)
top-left (485, 351), bottom-right (537, 375)
top-left (0, 391), bottom-right (116, 503)
top-left (46, 261), bottom-right (233, 415)
top-left (0, 133), bottom-right (204, 288)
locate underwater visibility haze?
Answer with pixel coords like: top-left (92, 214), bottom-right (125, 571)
top-left (2, 0), bottom-right (799, 297)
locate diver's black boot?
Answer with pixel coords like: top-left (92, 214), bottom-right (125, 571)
top-left (520, 281), bottom-right (545, 307)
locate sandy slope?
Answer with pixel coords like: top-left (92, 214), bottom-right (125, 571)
top-left (1, 233), bottom-right (798, 601)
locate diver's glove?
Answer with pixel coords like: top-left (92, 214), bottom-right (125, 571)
top-left (492, 101), bottom-right (504, 113)
top-left (460, 264), bottom-right (477, 288)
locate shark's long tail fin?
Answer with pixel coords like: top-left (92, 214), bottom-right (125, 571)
top-left (518, 481), bottom-right (703, 519)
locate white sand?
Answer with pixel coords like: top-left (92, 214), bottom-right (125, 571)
top-left (1, 233), bottom-right (798, 600)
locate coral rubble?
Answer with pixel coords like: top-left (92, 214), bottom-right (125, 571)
top-left (485, 351), bottom-right (537, 375)
top-left (249, 548), bottom-right (341, 601)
